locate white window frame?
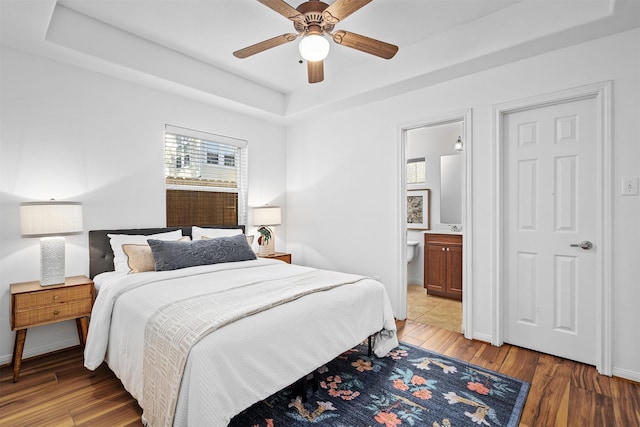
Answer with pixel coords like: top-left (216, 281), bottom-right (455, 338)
top-left (165, 124), bottom-right (248, 225)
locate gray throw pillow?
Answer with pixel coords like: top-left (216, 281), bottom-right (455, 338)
top-left (148, 233), bottom-right (257, 271)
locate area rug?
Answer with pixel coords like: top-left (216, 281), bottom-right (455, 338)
top-left (229, 341), bottom-right (529, 426)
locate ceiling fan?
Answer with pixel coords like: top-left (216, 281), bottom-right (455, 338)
top-left (233, 0), bottom-right (399, 84)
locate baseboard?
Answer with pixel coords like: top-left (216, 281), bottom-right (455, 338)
top-left (407, 279), bottom-right (424, 286)
top-left (472, 332), bottom-right (493, 343)
top-left (612, 367), bottom-right (640, 383)
top-left (0, 338), bottom-right (80, 366)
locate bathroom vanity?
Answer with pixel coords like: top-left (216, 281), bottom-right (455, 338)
top-left (423, 232), bottom-right (462, 300)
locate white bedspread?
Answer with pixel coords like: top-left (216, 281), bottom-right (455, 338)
top-left (84, 259), bottom-right (398, 426)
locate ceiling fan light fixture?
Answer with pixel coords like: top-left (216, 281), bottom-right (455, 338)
top-left (299, 34), bottom-right (330, 61)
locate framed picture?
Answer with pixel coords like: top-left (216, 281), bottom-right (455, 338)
top-left (407, 189), bottom-right (430, 230)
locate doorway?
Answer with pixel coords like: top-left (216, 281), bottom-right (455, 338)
top-left (494, 82), bottom-right (612, 374)
top-left (398, 109), bottom-right (473, 339)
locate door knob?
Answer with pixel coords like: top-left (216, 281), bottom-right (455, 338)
top-left (570, 241), bottom-right (593, 250)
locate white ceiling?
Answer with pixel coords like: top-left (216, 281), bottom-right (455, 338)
top-left (1, 0), bottom-right (639, 123)
top-left (55, 0), bottom-right (520, 92)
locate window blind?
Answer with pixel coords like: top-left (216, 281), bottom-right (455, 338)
top-left (164, 125), bottom-right (248, 225)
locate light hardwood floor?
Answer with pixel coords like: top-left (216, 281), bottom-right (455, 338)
top-left (1, 321), bottom-right (638, 426)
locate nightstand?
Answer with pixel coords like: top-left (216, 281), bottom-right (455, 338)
top-left (10, 275), bottom-right (95, 382)
top-left (258, 252), bottom-right (292, 264)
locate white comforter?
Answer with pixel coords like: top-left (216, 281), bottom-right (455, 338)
top-left (84, 259), bottom-right (398, 426)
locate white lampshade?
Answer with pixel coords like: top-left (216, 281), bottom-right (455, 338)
top-left (299, 35), bottom-right (330, 61)
top-left (21, 201), bottom-right (83, 236)
top-left (20, 201), bottom-right (83, 286)
top-left (253, 206), bottom-right (282, 226)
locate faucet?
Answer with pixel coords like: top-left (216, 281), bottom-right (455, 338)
top-left (449, 225), bottom-right (462, 232)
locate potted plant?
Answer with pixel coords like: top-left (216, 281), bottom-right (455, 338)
top-left (257, 226), bottom-right (272, 255)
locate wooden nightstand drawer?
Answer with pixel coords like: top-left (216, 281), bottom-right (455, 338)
top-left (13, 284), bottom-right (93, 311)
top-left (13, 299), bottom-right (93, 329)
top-left (258, 252), bottom-right (291, 264)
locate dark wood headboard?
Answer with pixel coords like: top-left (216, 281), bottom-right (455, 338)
top-left (88, 225), bottom-right (245, 279)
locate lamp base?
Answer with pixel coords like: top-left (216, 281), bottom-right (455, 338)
top-left (258, 244), bottom-right (269, 256)
top-left (258, 239), bottom-right (276, 256)
top-left (40, 237), bottom-right (65, 286)
top-left (265, 234), bottom-right (275, 255)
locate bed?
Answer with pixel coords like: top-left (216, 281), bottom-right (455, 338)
top-left (83, 226), bottom-right (398, 427)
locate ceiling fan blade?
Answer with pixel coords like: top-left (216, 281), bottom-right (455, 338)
top-left (307, 60), bottom-right (324, 83)
top-left (332, 30), bottom-right (398, 59)
top-left (258, 0), bottom-right (306, 25)
top-left (233, 33), bottom-right (299, 58)
top-left (323, 0), bottom-right (373, 24)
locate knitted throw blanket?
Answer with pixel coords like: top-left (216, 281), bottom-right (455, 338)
top-left (141, 269), bottom-right (366, 427)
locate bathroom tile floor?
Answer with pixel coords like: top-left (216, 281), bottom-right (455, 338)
top-left (406, 285), bottom-right (462, 333)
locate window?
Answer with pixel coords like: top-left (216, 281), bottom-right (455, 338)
top-left (206, 151), bottom-right (218, 165)
top-left (407, 157), bottom-right (426, 184)
top-left (165, 125), bottom-right (248, 227)
top-left (224, 154), bottom-right (236, 167)
top-left (176, 142), bottom-right (190, 168)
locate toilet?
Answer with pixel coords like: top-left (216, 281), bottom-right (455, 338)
top-left (407, 240), bottom-right (419, 263)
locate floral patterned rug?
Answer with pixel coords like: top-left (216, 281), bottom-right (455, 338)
top-left (229, 341), bottom-right (529, 426)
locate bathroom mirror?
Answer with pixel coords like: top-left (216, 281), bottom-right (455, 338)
top-left (440, 154), bottom-right (463, 224)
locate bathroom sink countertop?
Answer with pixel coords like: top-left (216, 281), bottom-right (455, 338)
top-left (423, 230), bottom-right (463, 235)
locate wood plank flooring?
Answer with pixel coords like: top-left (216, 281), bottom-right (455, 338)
top-left (1, 322), bottom-right (638, 426)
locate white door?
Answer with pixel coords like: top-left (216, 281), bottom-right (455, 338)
top-left (503, 97), bottom-right (597, 365)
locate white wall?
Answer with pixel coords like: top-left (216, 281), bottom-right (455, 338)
top-left (0, 47), bottom-right (287, 363)
top-left (286, 29), bottom-right (640, 380)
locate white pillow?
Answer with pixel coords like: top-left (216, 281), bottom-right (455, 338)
top-left (108, 230), bottom-right (183, 273)
top-left (192, 226), bottom-right (243, 241)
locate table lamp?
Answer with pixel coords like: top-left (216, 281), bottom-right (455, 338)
top-left (20, 201), bottom-right (83, 286)
top-left (253, 206), bottom-right (281, 256)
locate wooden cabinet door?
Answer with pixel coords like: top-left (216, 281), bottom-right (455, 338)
top-left (424, 244), bottom-right (447, 293)
top-left (424, 234), bottom-right (463, 300)
top-left (446, 245), bottom-right (463, 297)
